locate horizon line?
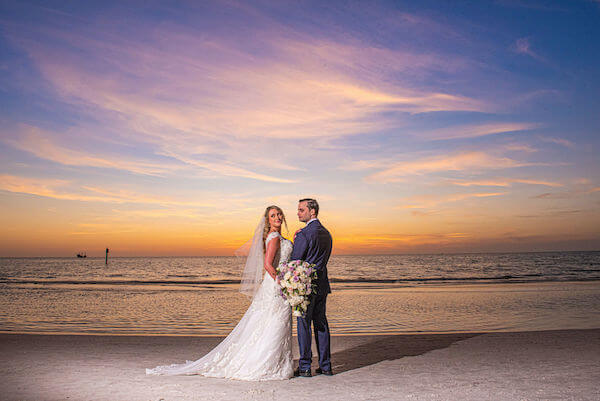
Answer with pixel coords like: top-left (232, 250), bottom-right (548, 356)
top-left (2, 249), bottom-right (599, 258)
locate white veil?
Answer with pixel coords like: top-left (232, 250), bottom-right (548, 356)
top-left (235, 215), bottom-right (266, 298)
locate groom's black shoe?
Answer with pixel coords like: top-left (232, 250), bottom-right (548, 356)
top-left (295, 368), bottom-right (312, 377)
top-left (315, 367), bottom-right (333, 376)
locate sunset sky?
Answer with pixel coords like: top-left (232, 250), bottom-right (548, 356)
top-left (1, 0), bottom-right (599, 256)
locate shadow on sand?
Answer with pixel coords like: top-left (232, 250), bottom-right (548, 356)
top-left (295, 333), bottom-right (481, 375)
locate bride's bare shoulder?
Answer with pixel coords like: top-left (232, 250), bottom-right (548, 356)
top-left (266, 231), bottom-right (281, 244)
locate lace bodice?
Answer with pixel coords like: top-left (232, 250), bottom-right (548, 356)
top-left (265, 232), bottom-right (293, 268)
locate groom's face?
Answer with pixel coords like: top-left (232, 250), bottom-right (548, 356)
top-left (297, 201), bottom-right (312, 223)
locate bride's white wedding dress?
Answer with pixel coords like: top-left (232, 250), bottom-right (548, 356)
top-left (146, 231), bottom-right (294, 380)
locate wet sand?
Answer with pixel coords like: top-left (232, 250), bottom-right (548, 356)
top-left (1, 329), bottom-right (599, 400)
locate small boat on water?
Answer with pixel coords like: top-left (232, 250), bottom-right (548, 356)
top-left (76, 252), bottom-right (87, 258)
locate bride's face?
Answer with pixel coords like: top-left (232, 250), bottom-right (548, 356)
top-left (268, 208), bottom-right (283, 231)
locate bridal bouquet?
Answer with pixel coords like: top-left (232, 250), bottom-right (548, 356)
top-left (277, 260), bottom-right (318, 317)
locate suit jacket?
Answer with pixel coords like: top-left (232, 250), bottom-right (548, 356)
top-left (291, 219), bottom-right (332, 295)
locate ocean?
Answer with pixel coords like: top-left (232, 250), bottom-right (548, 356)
top-left (1, 252), bottom-right (599, 336)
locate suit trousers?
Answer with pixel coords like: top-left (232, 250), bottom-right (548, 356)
top-left (297, 292), bottom-right (331, 371)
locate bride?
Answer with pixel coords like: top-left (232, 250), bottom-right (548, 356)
top-left (146, 205), bottom-right (294, 380)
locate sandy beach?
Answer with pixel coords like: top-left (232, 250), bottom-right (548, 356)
top-left (1, 329), bottom-right (598, 400)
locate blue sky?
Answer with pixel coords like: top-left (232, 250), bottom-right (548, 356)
top-left (1, 0), bottom-right (599, 256)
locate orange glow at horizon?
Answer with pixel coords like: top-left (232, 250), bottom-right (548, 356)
top-left (1, 189), bottom-right (598, 256)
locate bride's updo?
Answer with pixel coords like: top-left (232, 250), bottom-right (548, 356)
top-left (263, 205), bottom-right (287, 252)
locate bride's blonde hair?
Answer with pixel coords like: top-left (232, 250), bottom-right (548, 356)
top-left (263, 205), bottom-right (287, 252)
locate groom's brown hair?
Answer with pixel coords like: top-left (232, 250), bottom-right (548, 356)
top-left (299, 198), bottom-right (319, 217)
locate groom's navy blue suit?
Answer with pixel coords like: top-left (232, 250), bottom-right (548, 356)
top-left (291, 219), bottom-right (332, 372)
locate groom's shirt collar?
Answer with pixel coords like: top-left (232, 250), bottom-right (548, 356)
top-left (306, 218), bottom-right (318, 226)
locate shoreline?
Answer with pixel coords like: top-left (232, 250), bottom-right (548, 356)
top-left (2, 329), bottom-right (599, 400)
top-left (3, 278), bottom-right (600, 291)
top-left (2, 325), bottom-right (600, 337)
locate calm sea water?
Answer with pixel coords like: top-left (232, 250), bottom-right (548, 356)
top-left (1, 252), bottom-right (599, 335)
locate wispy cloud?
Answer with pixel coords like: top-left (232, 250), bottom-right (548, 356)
top-left (4, 124), bottom-right (297, 183)
top-left (531, 185), bottom-right (600, 199)
top-left (495, 0), bottom-right (570, 12)
top-left (416, 122), bottom-right (538, 141)
top-left (410, 209), bottom-right (440, 217)
top-left (334, 231), bottom-right (473, 249)
top-left (0, 174), bottom-right (216, 207)
top-left (398, 191), bottom-right (507, 209)
top-left (448, 178), bottom-right (563, 187)
top-left (4, 125), bottom-right (181, 177)
top-left (157, 150), bottom-right (297, 183)
top-left (514, 37), bottom-right (534, 56)
top-left (11, 22), bottom-right (486, 141)
top-left (2, 16), bottom-right (493, 184)
top-left (366, 151), bottom-right (539, 183)
top-left (0, 174), bottom-right (69, 195)
top-left (516, 209), bottom-right (582, 218)
top-left (512, 37), bottom-right (545, 61)
top-left (538, 136), bottom-right (575, 148)
top-left (502, 143), bottom-right (538, 153)
top-left (510, 89), bottom-right (562, 108)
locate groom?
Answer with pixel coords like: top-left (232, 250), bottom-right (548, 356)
top-left (291, 198), bottom-right (333, 377)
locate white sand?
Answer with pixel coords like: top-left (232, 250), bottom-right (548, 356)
top-left (1, 329), bottom-right (599, 400)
